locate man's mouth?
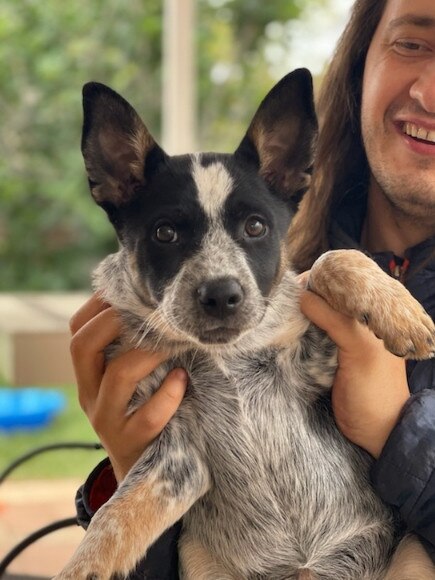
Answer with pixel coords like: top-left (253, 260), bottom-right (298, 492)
top-left (402, 122), bottom-right (435, 144)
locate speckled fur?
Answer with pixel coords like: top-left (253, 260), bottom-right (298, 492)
top-left (56, 242), bottom-right (435, 579)
top-left (55, 72), bottom-right (435, 580)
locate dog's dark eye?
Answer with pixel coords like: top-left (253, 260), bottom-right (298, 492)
top-left (155, 223), bottom-right (178, 243)
top-left (244, 216), bottom-right (267, 238)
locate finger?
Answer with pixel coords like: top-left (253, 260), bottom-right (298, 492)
top-left (296, 270), bottom-right (310, 288)
top-left (71, 307), bottom-right (122, 407)
top-left (70, 293), bottom-right (111, 335)
top-left (300, 290), bottom-right (375, 352)
top-left (98, 349), bottom-right (169, 415)
top-left (71, 307), bottom-right (121, 365)
top-left (131, 368), bottom-right (188, 442)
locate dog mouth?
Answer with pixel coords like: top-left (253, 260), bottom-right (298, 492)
top-left (196, 326), bottom-right (243, 345)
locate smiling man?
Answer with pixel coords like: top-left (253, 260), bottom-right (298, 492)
top-left (291, 0), bottom-right (435, 569)
top-left (361, 1), bottom-right (435, 255)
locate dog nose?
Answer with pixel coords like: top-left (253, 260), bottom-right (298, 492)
top-left (197, 278), bottom-right (244, 319)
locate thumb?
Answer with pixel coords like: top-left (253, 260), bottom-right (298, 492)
top-left (300, 289), bottom-right (367, 352)
top-left (132, 368), bottom-right (188, 439)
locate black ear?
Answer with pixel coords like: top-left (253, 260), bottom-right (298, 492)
top-left (81, 82), bottom-right (166, 210)
top-left (235, 68), bottom-right (317, 203)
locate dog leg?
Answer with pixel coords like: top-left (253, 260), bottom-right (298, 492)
top-left (308, 249), bottom-right (435, 359)
top-left (54, 432), bottom-right (210, 580)
top-left (179, 535), bottom-right (239, 580)
top-left (383, 535), bottom-right (435, 580)
top-left (54, 478), bottom-right (197, 580)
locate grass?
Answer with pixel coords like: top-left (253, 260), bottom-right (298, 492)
top-left (0, 385), bottom-right (106, 480)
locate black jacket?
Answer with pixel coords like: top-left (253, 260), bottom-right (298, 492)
top-left (77, 216), bottom-right (435, 577)
top-left (330, 200), bottom-right (435, 562)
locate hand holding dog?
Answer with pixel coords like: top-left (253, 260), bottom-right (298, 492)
top-left (69, 294), bottom-right (188, 483)
top-left (299, 285), bottom-right (410, 459)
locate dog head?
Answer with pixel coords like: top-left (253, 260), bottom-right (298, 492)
top-left (81, 69), bottom-right (317, 350)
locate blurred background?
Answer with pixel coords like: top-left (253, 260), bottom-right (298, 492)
top-left (0, 0), bottom-right (352, 576)
top-left (0, 0), bottom-right (353, 291)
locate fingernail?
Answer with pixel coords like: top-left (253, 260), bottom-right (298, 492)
top-left (297, 272), bottom-right (309, 287)
top-left (172, 368), bottom-right (188, 383)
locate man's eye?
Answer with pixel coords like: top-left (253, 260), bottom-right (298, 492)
top-left (155, 223), bottom-right (178, 243)
top-left (394, 39), bottom-right (431, 55)
top-left (244, 216), bottom-right (268, 238)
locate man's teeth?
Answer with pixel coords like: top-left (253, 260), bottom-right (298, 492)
top-left (403, 122), bottom-right (435, 143)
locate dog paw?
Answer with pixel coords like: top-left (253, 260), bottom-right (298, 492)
top-left (54, 568), bottom-right (124, 580)
top-left (53, 550), bottom-right (126, 580)
top-left (364, 295), bottom-right (435, 359)
top-left (309, 250), bottom-right (435, 360)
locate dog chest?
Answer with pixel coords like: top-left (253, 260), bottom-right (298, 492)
top-left (176, 348), bottom-right (395, 577)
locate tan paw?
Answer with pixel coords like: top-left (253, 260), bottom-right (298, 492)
top-left (309, 250), bottom-right (435, 360)
top-left (53, 531), bottom-right (127, 580)
top-left (54, 567), bottom-right (120, 580)
top-left (55, 568), bottom-right (125, 580)
top-left (363, 291), bottom-right (435, 359)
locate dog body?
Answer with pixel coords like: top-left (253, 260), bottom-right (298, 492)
top-left (57, 70), bottom-right (435, 579)
top-left (95, 247), bottom-right (394, 579)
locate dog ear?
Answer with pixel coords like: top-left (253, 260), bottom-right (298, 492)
top-left (81, 82), bottom-right (166, 211)
top-left (234, 68), bottom-right (317, 203)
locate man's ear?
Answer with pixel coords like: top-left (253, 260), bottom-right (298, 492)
top-left (81, 82), bottom-right (166, 212)
top-left (235, 68), bottom-right (318, 204)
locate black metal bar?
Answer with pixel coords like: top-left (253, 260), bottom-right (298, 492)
top-left (0, 518), bottom-right (78, 577)
top-left (0, 441), bottom-right (104, 576)
top-left (0, 442), bottom-right (103, 484)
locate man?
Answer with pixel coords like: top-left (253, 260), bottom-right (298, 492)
top-left (71, 0), bottom-right (435, 576)
top-left (290, 0), bottom-right (435, 560)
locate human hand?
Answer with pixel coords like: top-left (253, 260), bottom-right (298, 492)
top-left (69, 294), bottom-right (188, 482)
top-left (299, 284), bottom-right (410, 458)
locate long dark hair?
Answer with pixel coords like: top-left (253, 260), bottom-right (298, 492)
top-left (288, 0), bottom-right (388, 272)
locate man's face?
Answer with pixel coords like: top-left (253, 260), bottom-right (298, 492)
top-left (361, 0), bottom-right (435, 223)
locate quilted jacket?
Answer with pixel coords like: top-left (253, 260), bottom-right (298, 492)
top-left (330, 194), bottom-right (435, 562)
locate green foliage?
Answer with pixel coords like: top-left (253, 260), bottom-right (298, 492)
top-left (0, 0), bottom-right (319, 290)
top-left (0, 386), bottom-right (106, 479)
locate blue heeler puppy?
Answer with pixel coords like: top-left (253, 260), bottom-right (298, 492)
top-left (56, 69), bottom-right (435, 580)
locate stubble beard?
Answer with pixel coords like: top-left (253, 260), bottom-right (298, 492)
top-left (371, 162), bottom-right (435, 228)
top-left (363, 126), bottom-right (435, 229)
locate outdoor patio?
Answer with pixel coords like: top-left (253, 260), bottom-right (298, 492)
top-left (0, 479), bottom-right (84, 578)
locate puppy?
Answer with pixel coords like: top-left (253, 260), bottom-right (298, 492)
top-left (56, 69), bottom-right (435, 579)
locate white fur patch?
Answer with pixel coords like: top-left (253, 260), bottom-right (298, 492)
top-left (191, 156), bottom-right (234, 220)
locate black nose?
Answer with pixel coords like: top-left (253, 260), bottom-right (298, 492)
top-left (197, 278), bottom-right (244, 319)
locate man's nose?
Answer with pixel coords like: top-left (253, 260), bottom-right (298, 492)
top-left (409, 62), bottom-right (435, 113)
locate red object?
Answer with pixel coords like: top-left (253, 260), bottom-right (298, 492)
top-left (389, 257), bottom-right (410, 281)
top-left (89, 463), bottom-right (117, 512)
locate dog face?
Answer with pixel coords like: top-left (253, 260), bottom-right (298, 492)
top-left (81, 69), bottom-right (317, 347)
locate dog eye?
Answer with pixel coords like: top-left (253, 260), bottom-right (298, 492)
top-left (155, 223), bottom-right (178, 243)
top-left (244, 216), bottom-right (267, 238)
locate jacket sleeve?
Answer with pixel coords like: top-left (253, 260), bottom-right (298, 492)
top-left (371, 388), bottom-right (435, 561)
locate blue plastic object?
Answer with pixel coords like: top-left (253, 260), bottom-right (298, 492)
top-left (0, 388), bottom-right (66, 433)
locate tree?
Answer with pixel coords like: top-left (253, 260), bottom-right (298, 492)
top-left (0, 0), bottom-right (321, 290)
